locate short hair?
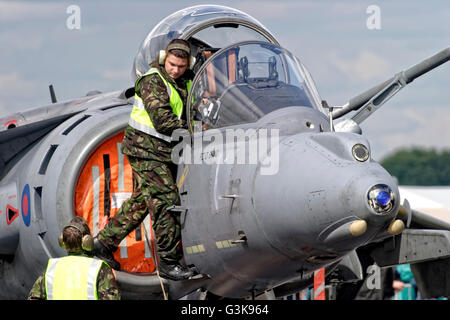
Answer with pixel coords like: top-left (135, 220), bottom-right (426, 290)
top-left (166, 39), bottom-right (190, 59)
top-left (63, 216), bottom-right (91, 251)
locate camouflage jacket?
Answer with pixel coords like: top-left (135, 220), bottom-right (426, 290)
top-left (121, 62), bottom-right (194, 162)
top-left (27, 251), bottom-right (121, 300)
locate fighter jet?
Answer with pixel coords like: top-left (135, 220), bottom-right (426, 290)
top-left (1, 5), bottom-right (449, 300)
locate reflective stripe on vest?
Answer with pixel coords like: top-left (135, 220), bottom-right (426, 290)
top-left (129, 67), bottom-right (191, 142)
top-left (45, 256), bottom-right (104, 300)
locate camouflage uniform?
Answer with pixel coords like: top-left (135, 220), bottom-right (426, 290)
top-left (27, 251), bottom-right (121, 300)
top-left (98, 62), bottom-right (193, 264)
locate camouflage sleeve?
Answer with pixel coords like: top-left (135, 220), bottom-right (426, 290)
top-left (27, 273), bottom-right (46, 300)
top-left (97, 264), bottom-right (121, 300)
top-left (138, 75), bottom-right (186, 136)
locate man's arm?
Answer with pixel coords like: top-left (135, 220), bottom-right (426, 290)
top-left (97, 264), bottom-right (121, 300)
top-left (138, 75), bottom-right (186, 136)
top-left (27, 274), bottom-right (46, 300)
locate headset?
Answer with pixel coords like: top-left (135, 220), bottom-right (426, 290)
top-left (58, 221), bottom-right (94, 252)
top-left (157, 41), bottom-right (196, 69)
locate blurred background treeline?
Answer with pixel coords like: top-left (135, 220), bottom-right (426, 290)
top-left (380, 148), bottom-right (450, 186)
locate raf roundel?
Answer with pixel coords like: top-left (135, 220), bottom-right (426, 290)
top-left (21, 184), bottom-right (31, 227)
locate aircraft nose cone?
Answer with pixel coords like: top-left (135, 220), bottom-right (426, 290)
top-left (367, 184), bottom-right (396, 215)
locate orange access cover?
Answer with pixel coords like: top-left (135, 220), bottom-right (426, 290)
top-left (74, 132), bottom-right (156, 273)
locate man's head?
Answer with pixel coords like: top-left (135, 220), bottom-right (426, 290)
top-left (164, 39), bottom-right (191, 80)
top-left (59, 216), bottom-right (94, 253)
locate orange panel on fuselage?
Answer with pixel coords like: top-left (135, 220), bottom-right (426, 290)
top-left (74, 132), bottom-right (156, 273)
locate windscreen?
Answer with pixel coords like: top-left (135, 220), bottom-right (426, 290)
top-left (189, 42), bottom-right (322, 130)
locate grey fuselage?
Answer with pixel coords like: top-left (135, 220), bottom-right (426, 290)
top-left (179, 106), bottom-right (399, 298)
top-left (0, 96), bottom-right (399, 299)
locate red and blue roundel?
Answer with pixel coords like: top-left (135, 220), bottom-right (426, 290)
top-left (21, 184), bottom-right (31, 227)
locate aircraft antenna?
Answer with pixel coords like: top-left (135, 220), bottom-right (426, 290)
top-left (49, 84), bottom-right (57, 103)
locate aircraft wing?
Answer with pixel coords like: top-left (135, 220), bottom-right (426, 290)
top-left (0, 89), bottom-right (132, 179)
top-left (409, 208), bottom-right (450, 230)
top-left (0, 112), bottom-right (79, 179)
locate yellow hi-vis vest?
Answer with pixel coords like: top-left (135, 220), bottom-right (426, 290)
top-left (44, 256), bottom-right (105, 300)
top-left (129, 67), bottom-right (192, 142)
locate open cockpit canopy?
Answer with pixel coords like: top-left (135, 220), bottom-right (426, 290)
top-left (131, 5), bottom-right (279, 82)
top-left (132, 4), bottom-right (324, 128)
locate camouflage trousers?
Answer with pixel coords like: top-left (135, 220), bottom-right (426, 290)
top-left (98, 155), bottom-right (182, 263)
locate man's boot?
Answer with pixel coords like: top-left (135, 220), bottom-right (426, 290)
top-left (158, 261), bottom-right (194, 281)
top-left (93, 237), bottom-right (121, 270)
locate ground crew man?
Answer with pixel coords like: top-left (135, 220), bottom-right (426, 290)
top-left (93, 39), bottom-right (195, 281)
top-left (27, 216), bottom-right (120, 300)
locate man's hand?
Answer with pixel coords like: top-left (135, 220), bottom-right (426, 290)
top-left (392, 280), bottom-right (405, 293)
